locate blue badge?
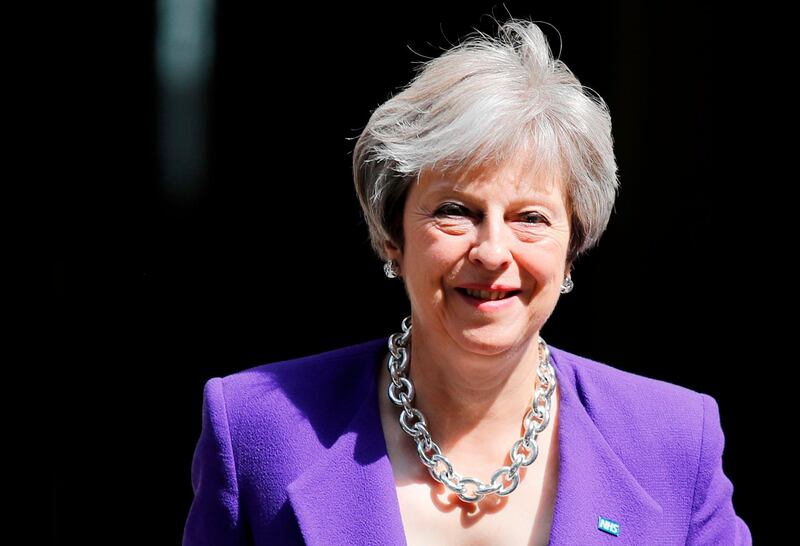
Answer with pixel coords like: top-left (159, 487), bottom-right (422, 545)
top-left (597, 515), bottom-right (620, 536)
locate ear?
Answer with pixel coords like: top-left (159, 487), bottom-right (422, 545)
top-left (383, 239), bottom-right (404, 277)
top-left (383, 239), bottom-right (402, 261)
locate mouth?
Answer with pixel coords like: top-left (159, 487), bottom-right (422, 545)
top-left (455, 287), bottom-right (522, 301)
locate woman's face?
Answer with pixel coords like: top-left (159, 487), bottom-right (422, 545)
top-left (384, 155), bottom-right (572, 356)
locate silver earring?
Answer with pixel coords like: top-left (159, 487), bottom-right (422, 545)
top-left (384, 259), bottom-right (399, 279)
top-left (560, 274), bottom-right (574, 294)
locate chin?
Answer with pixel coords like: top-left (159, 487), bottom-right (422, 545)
top-left (455, 328), bottom-right (522, 355)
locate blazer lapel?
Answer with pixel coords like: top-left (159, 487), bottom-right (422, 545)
top-left (547, 346), bottom-right (664, 544)
top-left (286, 341), bottom-right (408, 546)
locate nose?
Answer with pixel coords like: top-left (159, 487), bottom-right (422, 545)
top-left (468, 213), bottom-right (513, 271)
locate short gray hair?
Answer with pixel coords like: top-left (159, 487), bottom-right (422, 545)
top-left (352, 17), bottom-right (620, 269)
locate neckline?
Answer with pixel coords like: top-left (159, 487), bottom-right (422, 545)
top-left (367, 335), bottom-right (566, 544)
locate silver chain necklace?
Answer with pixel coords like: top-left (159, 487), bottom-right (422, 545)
top-left (385, 315), bottom-right (557, 503)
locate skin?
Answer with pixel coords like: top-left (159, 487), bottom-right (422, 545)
top-left (382, 153), bottom-right (572, 479)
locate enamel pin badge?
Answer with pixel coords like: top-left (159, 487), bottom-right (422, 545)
top-left (597, 515), bottom-right (620, 537)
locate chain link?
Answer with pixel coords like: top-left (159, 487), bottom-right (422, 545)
top-left (385, 315), bottom-right (557, 503)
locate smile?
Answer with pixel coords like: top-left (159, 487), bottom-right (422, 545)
top-left (457, 287), bottom-right (521, 300)
top-left (455, 287), bottom-right (522, 311)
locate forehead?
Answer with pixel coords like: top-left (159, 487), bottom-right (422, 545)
top-left (416, 156), bottom-right (566, 203)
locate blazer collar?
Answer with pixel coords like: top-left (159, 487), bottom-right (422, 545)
top-left (287, 338), bottom-right (663, 545)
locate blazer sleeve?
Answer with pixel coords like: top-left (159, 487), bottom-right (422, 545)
top-left (182, 377), bottom-right (251, 546)
top-left (686, 393), bottom-right (752, 545)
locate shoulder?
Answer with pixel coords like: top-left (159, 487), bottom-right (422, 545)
top-left (549, 344), bottom-right (712, 481)
top-left (207, 335), bottom-right (389, 424)
top-left (195, 336), bottom-right (389, 457)
top-left (549, 346), bottom-right (750, 541)
top-left (193, 336), bottom-right (390, 519)
top-left (549, 343), bottom-right (707, 420)
top-left (217, 335), bottom-right (388, 391)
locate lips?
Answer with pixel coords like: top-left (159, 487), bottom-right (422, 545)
top-left (457, 283), bottom-right (521, 292)
top-left (455, 287), bottom-right (522, 300)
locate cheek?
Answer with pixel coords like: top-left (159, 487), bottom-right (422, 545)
top-left (405, 238), bottom-right (467, 293)
top-left (411, 228), bottom-right (468, 264)
top-left (518, 244), bottom-right (567, 281)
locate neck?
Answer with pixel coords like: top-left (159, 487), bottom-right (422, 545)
top-left (402, 325), bottom-right (544, 459)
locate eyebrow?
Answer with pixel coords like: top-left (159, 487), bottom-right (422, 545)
top-left (427, 183), bottom-right (561, 209)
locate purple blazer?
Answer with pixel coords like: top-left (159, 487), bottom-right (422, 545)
top-left (182, 336), bottom-right (751, 545)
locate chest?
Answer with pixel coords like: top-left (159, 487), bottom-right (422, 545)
top-left (386, 411), bottom-right (560, 546)
top-left (393, 457), bottom-right (558, 546)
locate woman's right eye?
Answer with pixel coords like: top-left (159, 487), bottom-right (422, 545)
top-left (436, 203), bottom-right (467, 216)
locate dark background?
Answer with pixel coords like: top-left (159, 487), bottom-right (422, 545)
top-left (40, 1), bottom-right (785, 543)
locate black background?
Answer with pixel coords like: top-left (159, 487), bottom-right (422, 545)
top-left (37, 1), bottom-right (787, 543)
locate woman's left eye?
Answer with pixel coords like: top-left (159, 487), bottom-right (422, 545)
top-left (522, 212), bottom-right (549, 224)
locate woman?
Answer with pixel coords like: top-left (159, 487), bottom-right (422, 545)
top-left (182, 18), bottom-right (751, 545)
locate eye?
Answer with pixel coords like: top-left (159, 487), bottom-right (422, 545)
top-left (435, 203), bottom-right (468, 216)
top-left (522, 212), bottom-right (549, 225)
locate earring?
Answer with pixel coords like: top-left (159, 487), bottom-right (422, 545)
top-left (384, 259), bottom-right (399, 279)
top-left (560, 274), bottom-right (574, 294)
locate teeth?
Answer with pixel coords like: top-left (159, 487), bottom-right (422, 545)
top-left (464, 288), bottom-right (511, 300)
